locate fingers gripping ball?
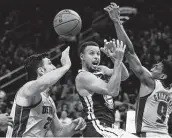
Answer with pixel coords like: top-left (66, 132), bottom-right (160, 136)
top-left (53, 9), bottom-right (82, 37)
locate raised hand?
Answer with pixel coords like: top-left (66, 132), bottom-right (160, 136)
top-left (101, 39), bottom-right (113, 56)
top-left (60, 46), bottom-right (71, 68)
top-left (94, 65), bottom-right (112, 76)
top-left (114, 40), bottom-right (126, 65)
top-left (100, 39), bottom-right (117, 63)
top-left (104, 2), bottom-right (121, 23)
top-left (101, 39), bottom-right (126, 64)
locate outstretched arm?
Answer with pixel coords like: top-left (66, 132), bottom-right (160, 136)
top-left (97, 63), bottom-right (129, 81)
top-left (76, 40), bottom-right (126, 97)
top-left (76, 61), bottom-right (122, 97)
top-left (121, 63), bottom-right (129, 81)
top-left (23, 47), bottom-right (71, 97)
top-left (104, 3), bottom-right (154, 87)
top-left (100, 41), bottom-right (129, 81)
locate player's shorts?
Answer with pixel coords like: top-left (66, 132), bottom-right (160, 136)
top-left (138, 132), bottom-right (171, 138)
top-left (83, 120), bottom-right (138, 138)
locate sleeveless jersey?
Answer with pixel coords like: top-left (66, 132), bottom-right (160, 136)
top-left (77, 70), bottom-right (115, 126)
top-left (6, 92), bottom-right (56, 137)
top-left (136, 80), bottom-right (172, 134)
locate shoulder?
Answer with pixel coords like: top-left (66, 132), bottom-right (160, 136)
top-left (18, 80), bottom-right (36, 96)
top-left (75, 71), bottom-right (94, 83)
top-left (75, 71), bottom-right (96, 96)
top-left (22, 80), bottom-right (37, 91)
top-left (49, 96), bottom-right (56, 106)
top-left (140, 79), bottom-right (156, 97)
top-left (141, 67), bottom-right (155, 87)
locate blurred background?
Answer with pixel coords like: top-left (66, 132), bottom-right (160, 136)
top-left (0, 0), bottom-right (172, 136)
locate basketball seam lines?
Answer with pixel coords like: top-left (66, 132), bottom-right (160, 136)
top-left (54, 19), bottom-right (78, 28)
top-left (56, 12), bottom-right (80, 19)
top-left (59, 20), bottom-right (80, 36)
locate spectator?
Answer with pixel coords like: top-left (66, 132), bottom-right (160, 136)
top-left (0, 90), bottom-right (7, 113)
top-left (59, 111), bottom-right (72, 125)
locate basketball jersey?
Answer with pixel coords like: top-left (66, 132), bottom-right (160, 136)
top-left (6, 92), bottom-right (56, 137)
top-left (136, 80), bottom-right (172, 134)
top-left (77, 70), bottom-right (115, 126)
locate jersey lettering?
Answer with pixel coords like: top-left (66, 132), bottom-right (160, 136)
top-left (156, 101), bottom-right (167, 124)
top-left (42, 106), bottom-right (53, 114)
top-left (44, 117), bottom-right (53, 129)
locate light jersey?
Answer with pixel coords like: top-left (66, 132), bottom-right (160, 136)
top-left (6, 92), bottom-right (56, 137)
top-left (136, 80), bottom-right (172, 134)
top-left (77, 70), bottom-right (115, 127)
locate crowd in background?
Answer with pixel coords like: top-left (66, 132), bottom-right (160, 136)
top-left (0, 0), bottom-right (172, 136)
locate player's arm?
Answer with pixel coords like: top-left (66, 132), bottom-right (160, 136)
top-left (100, 41), bottom-right (129, 81)
top-left (104, 3), bottom-right (154, 87)
top-left (118, 63), bottom-right (129, 81)
top-left (114, 20), bottom-right (154, 86)
top-left (116, 22), bottom-right (154, 86)
top-left (50, 114), bottom-right (86, 137)
top-left (76, 68), bottom-right (120, 97)
top-left (98, 63), bottom-right (129, 81)
top-left (23, 47), bottom-right (71, 97)
top-left (76, 42), bottom-right (125, 97)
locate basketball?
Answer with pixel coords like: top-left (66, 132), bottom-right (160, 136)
top-left (53, 9), bottom-right (82, 37)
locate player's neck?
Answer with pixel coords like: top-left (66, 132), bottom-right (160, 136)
top-left (82, 66), bottom-right (96, 73)
top-left (81, 66), bottom-right (88, 72)
top-left (37, 75), bottom-right (41, 79)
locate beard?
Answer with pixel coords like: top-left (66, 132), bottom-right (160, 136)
top-left (86, 65), bottom-right (97, 73)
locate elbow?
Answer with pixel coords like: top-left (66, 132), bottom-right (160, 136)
top-left (106, 86), bottom-right (120, 97)
top-left (102, 88), bottom-right (117, 97)
top-left (109, 85), bottom-right (120, 97)
top-left (108, 88), bottom-right (120, 97)
top-left (121, 72), bottom-right (129, 81)
top-left (110, 90), bottom-right (119, 97)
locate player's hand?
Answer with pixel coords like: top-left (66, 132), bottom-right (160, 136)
top-left (93, 65), bottom-right (112, 76)
top-left (72, 117), bottom-right (86, 131)
top-left (104, 2), bottom-right (121, 23)
top-left (0, 113), bottom-right (13, 127)
top-left (100, 39), bottom-right (116, 63)
top-left (60, 46), bottom-right (71, 69)
top-left (114, 40), bottom-right (126, 65)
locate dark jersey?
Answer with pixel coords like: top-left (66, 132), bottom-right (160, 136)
top-left (76, 70), bottom-right (115, 127)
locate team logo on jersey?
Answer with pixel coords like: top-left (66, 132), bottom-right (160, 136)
top-left (42, 106), bottom-right (53, 114)
top-left (103, 95), bottom-right (114, 109)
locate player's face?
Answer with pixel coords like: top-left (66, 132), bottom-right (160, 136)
top-left (41, 58), bottom-right (56, 74)
top-left (150, 62), bottom-right (164, 79)
top-left (81, 46), bottom-right (100, 71)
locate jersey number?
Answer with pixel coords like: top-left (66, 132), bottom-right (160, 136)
top-left (44, 117), bottom-right (52, 129)
top-left (156, 101), bottom-right (167, 124)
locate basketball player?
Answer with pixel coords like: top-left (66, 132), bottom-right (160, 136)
top-left (104, 3), bottom-right (172, 138)
top-left (6, 46), bottom-right (86, 137)
top-left (75, 40), bottom-right (138, 138)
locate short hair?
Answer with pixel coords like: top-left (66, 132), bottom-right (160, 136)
top-left (79, 41), bottom-right (99, 54)
top-left (162, 59), bottom-right (172, 86)
top-left (24, 53), bottom-right (49, 81)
